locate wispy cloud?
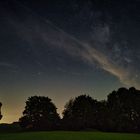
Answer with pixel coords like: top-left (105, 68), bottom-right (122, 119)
top-left (6, 1), bottom-right (139, 88)
top-left (43, 24), bottom-right (138, 88)
top-left (0, 62), bottom-right (17, 69)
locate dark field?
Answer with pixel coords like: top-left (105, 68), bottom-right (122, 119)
top-left (0, 131), bottom-right (140, 140)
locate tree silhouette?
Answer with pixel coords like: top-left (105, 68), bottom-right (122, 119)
top-left (106, 87), bottom-right (140, 132)
top-left (0, 102), bottom-right (2, 120)
top-left (62, 95), bottom-right (98, 130)
top-left (62, 88), bottom-right (140, 132)
top-left (18, 87), bottom-right (140, 132)
top-left (95, 100), bottom-right (111, 131)
top-left (19, 96), bottom-right (60, 130)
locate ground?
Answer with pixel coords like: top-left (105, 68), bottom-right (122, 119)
top-left (0, 131), bottom-right (140, 140)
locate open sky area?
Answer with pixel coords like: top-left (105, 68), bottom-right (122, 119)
top-left (0, 0), bottom-right (140, 123)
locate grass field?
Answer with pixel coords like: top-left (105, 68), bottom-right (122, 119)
top-left (0, 131), bottom-right (140, 140)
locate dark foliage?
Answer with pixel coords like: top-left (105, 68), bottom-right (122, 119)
top-left (19, 96), bottom-right (60, 130)
top-left (19, 87), bottom-right (140, 132)
top-left (0, 122), bottom-right (22, 133)
top-left (105, 87), bottom-right (140, 132)
top-left (62, 95), bottom-right (98, 130)
top-left (0, 102), bottom-right (2, 120)
top-left (62, 87), bottom-right (140, 132)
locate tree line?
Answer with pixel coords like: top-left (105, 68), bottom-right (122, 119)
top-left (15, 87), bottom-right (140, 132)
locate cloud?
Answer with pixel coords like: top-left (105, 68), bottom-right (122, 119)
top-left (6, 1), bottom-right (139, 88)
top-left (40, 22), bottom-right (138, 88)
top-left (0, 62), bottom-right (17, 69)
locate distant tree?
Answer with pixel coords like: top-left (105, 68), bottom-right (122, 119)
top-left (0, 102), bottom-right (2, 120)
top-left (19, 96), bottom-right (60, 130)
top-left (62, 95), bottom-right (98, 130)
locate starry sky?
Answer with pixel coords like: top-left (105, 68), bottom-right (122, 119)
top-left (0, 0), bottom-right (140, 123)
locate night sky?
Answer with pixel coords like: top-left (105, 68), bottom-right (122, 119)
top-left (0, 0), bottom-right (140, 123)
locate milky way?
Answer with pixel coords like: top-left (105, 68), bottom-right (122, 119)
top-left (0, 0), bottom-right (140, 123)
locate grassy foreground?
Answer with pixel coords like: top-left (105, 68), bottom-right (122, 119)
top-left (0, 131), bottom-right (140, 140)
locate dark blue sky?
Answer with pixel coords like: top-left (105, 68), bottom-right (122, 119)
top-left (0, 0), bottom-right (140, 123)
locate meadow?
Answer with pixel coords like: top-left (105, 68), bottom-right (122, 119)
top-left (0, 131), bottom-right (140, 140)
